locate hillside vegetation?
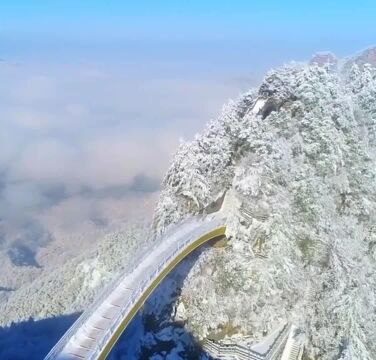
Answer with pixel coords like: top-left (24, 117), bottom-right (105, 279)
top-left (153, 49), bottom-right (376, 360)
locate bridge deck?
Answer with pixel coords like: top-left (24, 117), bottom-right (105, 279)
top-left (45, 213), bottom-right (226, 360)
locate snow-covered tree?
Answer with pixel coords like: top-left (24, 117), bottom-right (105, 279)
top-left (153, 48), bottom-right (376, 359)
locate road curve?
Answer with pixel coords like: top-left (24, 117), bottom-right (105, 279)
top-left (45, 213), bottom-right (226, 360)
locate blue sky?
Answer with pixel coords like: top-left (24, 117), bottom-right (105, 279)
top-left (1, 0), bottom-right (375, 72)
top-left (1, 0), bottom-right (376, 47)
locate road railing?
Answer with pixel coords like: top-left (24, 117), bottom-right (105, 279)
top-left (45, 213), bottom-right (225, 360)
top-left (90, 214), bottom-right (225, 359)
top-left (203, 323), bottom-right (290, 360)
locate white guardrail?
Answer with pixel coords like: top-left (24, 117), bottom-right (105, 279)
top-left (203, 323), bottom-right (290, 360)
top-left (44, 213), bottom-right (226, 360)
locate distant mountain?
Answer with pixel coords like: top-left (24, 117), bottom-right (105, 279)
top-left (351, 46), bottom-right (376, 66)
top-left (342, 46), bottom-right (376, 75)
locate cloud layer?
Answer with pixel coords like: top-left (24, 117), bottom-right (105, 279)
top-left (0, 59), bottom-right (247, 263)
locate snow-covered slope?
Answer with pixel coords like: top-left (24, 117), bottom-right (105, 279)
top-left (152, 48), bottom-right (376, 360)
top-left (0, 221), bottom-right (151, 326)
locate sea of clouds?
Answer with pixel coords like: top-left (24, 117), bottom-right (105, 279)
top-left (0, 57), bottom-right (247, 265)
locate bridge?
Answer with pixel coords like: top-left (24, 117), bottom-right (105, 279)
top-left (45, 207), bottom-right (304, 360)
top-left (44, 212), bottom-right (227, 360)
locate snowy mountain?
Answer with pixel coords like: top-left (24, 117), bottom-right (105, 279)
top-left (151, 47), bottom-right (376, 360)
top-left (2, 47), bottom-right (376, 360)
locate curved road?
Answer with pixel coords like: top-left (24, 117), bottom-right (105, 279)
top-left (45, 213), bottom-right (226, 360)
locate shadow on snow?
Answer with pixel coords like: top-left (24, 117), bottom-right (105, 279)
top-left (0, 312), bottom-right (81, 360)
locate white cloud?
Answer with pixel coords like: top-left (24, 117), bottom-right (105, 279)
top-left (0, 59), bottom-right (248, 255)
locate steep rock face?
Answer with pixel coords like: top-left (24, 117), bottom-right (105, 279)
top-left (153, 51), bottom-right (376, 359)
